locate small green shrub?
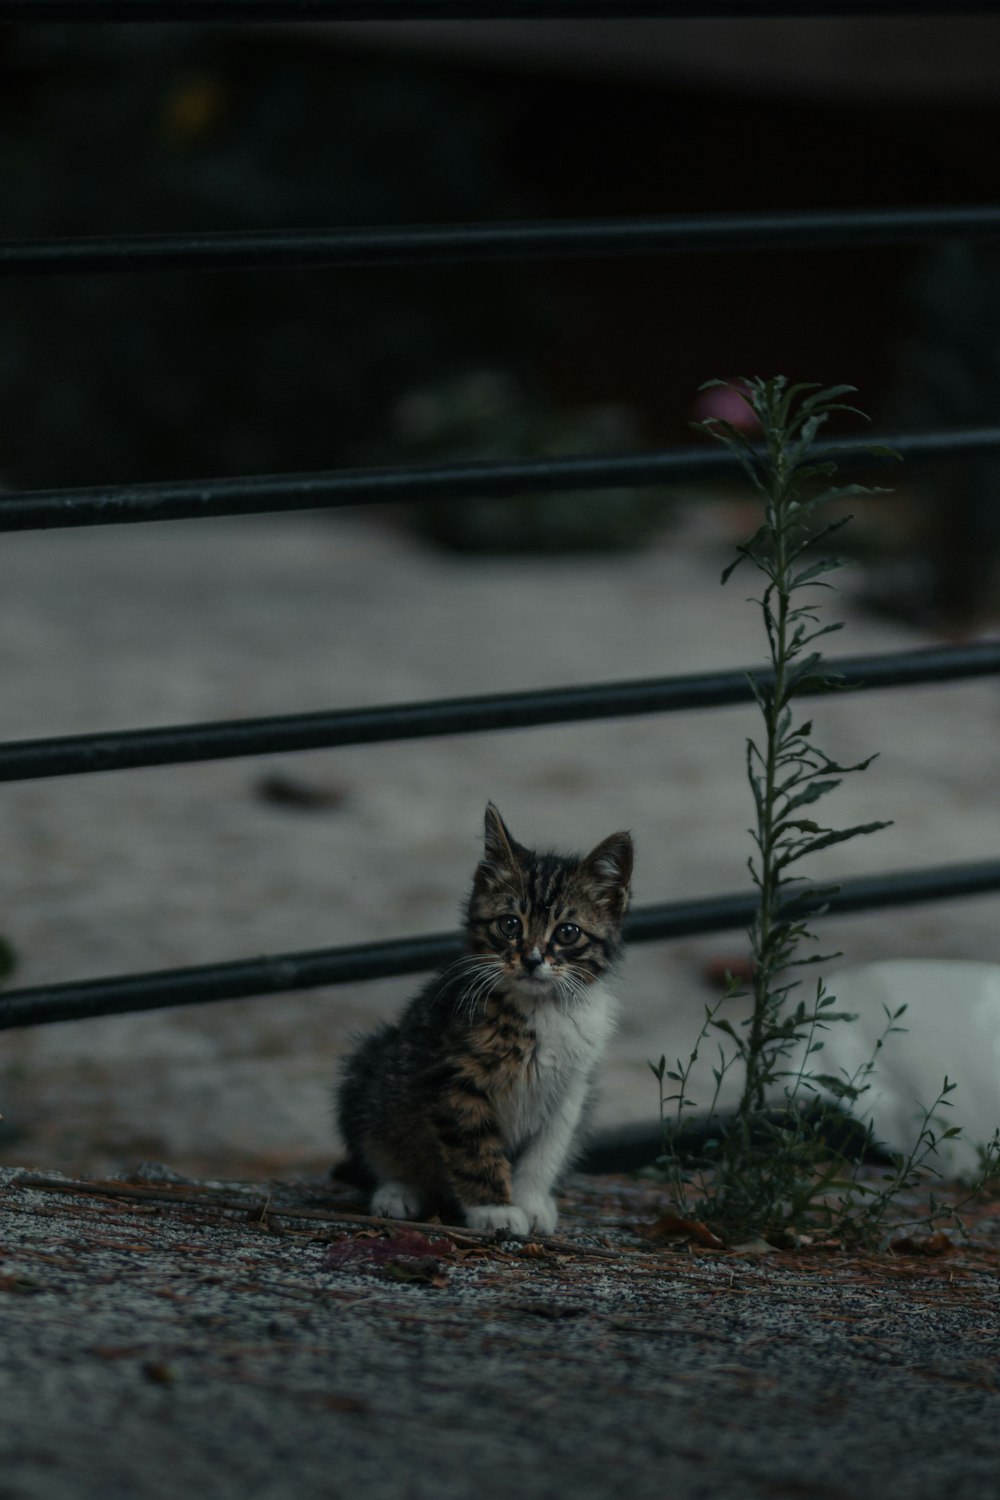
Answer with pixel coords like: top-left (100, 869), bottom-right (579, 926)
top-left (388, 370), bottom-right (671, 553)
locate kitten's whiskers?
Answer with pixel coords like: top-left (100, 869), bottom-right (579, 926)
top-left (557, 964), bottom-right (592, 1011)
top-left (453, 953), bottom-right (505, 1024)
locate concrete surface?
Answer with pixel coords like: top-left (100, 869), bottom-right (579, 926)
top-left (0, 505), bottom-right (997, 1178)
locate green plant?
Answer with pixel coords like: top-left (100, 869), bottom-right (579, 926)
top-left (652, 376), bottom-right (914, 1244)
top-left (388, 370), bottom-right (671, 553)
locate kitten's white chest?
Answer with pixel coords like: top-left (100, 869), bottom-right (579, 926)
top-left (495, 981), bottom-right (618, 1151)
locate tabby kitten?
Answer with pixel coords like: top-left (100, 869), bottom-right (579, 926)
top-left (336, 803), bottom-right (633, 1235)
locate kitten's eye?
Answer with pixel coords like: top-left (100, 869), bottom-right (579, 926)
top-left (497, 915), bottom-right (522, 938)
top-left (554, 922), bottom-right (581, 945)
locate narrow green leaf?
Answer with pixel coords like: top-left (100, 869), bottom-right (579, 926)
top-left (866, 443), bottom-right (903, 462)
top-left (776, 820), bottom-right (894, 868)
top-left (782, 779), bottom-right (841, 813)
top-left (789, 559), bottom-right (844, 589)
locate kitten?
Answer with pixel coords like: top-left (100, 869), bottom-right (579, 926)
top-left (336, 803), bottom-right (633, 1235)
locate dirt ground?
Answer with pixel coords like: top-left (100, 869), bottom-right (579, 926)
top-left (4, 1164), bottom-right (1000, 1500)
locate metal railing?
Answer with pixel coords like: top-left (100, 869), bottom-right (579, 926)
top-left (3, 2), bottom-right (1000, 21)
top-left (1, 3), bottom-right (999, 1033)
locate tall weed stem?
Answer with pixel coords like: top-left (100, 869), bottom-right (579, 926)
top-left (655, 377), bottom-right (901, 1242)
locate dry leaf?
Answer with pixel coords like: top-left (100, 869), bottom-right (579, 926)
top-left (0, 1274), bottom-right (45, 1295)
top-left (322, 1394), bottom-right (368, 1414)
top-left (325, 1227), bottom-right (455, 1285)
top-left (509, 1300), bottom-right (589, 1320)
top-left (382, 1257), bottom-right (451, 1287)
top-left (888, 1231), bottom-right (955, 1258)
top-left (642, 1212), bottom-right (725, 1249)
top-left (255, 773), bottom-right (346, 811)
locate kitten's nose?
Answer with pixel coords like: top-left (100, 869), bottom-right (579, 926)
top-left (522, 946), bottom-right (544, 972)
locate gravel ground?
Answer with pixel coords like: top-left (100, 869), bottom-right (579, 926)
top-left (3, 1165), bottom-right (1000, 1500)
top-left (0, 506), bottom-right (997, 1177)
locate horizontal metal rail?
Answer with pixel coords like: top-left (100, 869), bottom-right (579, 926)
top-left (4, 206), bottom-right (1000, 278)
top-left (2, 858), bottom-right (998, 1030)
top-left (5, 427), bottom-right (1000, 533)
top-left (3, 1), bottom-right (998, 21)
top-left (2, 642), bottom-right (999, 783)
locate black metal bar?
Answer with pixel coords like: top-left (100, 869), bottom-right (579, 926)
top-left (4, 206), bottom-right (1000, 278)
top-left (1, 1), bottom-right (997, 20)
top-left (4, 427), bottom-right (1000, 533)
top-left (1, 642), bottom-right (997, 783)
top-left (2, 859), bottom-right (997, 1031)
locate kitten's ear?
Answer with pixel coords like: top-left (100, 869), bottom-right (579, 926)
top-left (477, 802), bottom-right (522, 886)
top-left (579, 831), bottom-right (633, 917)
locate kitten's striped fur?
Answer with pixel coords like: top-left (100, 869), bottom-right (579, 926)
top-left (336, 804), bottom-right (633, 1234)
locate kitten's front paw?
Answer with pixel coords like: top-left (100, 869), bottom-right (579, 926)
top-left (371, 1181), bottom-right (423, 1221)
top-left (514, 1192), bottom-right (559, 1234)
top-left (464, 1203), bottom-right (531, 1236)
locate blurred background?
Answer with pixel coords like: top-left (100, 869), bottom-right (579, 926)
top-left (0, 14), bottom-right (998, 1178)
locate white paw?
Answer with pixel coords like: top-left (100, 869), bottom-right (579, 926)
top-left (371, 1181), bottom-right (423, 1221)
top-left (464, 1203), bottom-right (531, 1236)
top-left (514, 1192), bottom-right (559, 1234)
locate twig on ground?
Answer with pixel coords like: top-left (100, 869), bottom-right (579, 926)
top-left (8, 1174), bottom-right (621, 1259)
